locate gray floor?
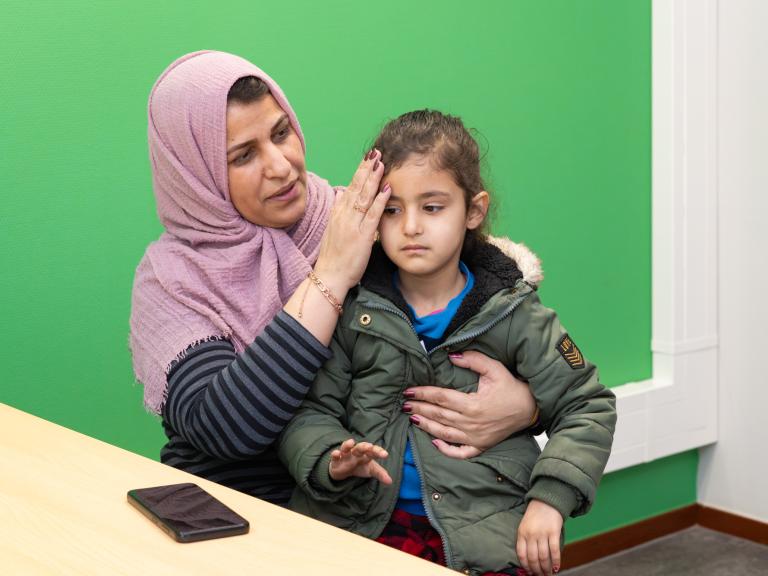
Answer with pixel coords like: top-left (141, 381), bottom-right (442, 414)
top-left (562, 526), bottom-right (768, 576)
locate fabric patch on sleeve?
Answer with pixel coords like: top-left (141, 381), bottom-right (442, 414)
top-left (556, 334), bottom-right (585, 369)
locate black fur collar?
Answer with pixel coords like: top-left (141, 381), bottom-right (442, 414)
top-left (359, 241), bottom-right (524, 337)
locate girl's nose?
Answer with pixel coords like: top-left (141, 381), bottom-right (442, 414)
top-left (402, 211), bottom-right (422, 236)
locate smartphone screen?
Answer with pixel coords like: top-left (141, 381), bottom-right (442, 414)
top-left (127, 483), bottom-right (249, 543)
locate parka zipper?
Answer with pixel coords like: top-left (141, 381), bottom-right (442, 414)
top-left (408, 427), bottom-right (454, 567)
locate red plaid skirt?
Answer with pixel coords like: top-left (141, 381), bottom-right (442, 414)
top-left (376, 508), bottom-right (527, 576)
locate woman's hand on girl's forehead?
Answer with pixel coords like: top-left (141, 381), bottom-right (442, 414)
top-left (312, 149), bottom-right (391, 289)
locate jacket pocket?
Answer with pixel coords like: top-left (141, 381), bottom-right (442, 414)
top-left (471, 453), bottom-right (532, 500)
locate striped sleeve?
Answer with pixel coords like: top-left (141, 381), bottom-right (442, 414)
top-left (163, 311), bottom-right (332, 460)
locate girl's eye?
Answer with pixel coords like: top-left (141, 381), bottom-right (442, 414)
top-left (424, 204), bottom-right (443, 213)
top-left (383, 206), bottom-right (400, 216)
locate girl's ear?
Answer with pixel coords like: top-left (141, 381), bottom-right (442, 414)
top-left (466, 191), bottom-right (489, 230)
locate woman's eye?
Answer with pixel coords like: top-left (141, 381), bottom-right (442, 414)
top-left (233, 148), bottom-right (253, 166)
top-left (274, 127), bottom-right (290, 142)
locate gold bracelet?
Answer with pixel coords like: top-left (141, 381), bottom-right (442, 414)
top-left (297, 277), bottom-right (311, 319)
top-left (529, 406), bottom-right (541, 428)
top-left (308, 271), bottom-right (343, 315)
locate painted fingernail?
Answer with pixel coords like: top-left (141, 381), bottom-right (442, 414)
top-left (448, 352), bottom-right (463, 359)
top-left (381, 183), bottom-right (391, 194)
top-left (402, 403), bottom-right (412, 413)
top-left (409, 415), bottom-right (421, 425)
top-left (553, 567), bottom-right (560, 574)
top-left (403, 390), bottom-right (416, 398)
top-left (431, 439), bottom-right (440, 449)
top-left (373, 159), bottom-right (380, 171)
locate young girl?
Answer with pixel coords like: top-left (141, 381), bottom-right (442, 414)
top-left (278, 110), bottom-right (616, 576)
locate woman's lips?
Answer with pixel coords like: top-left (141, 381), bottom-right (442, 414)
top-left (268, 181), bottom-right (299, 202)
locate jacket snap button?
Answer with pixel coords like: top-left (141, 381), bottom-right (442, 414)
top-left (359, 313), bottom-right (372, 326)
top-left (432, 492), bottom-right (441, 501)
top-left (496, 475), bottom-right (504, 483)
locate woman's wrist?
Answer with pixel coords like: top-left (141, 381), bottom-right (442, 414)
top-left (283, 272), bottom-right (349, 347)
top-left (302, 271), bottom-right (344, 317)
top-left (311, 262), bottom-right (354, 298)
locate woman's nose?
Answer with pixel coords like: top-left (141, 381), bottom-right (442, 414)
top-left (263, 144), bottom-right (291, 179)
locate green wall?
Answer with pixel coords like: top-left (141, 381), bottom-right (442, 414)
top-left (1, 0), bottom-right (695, 542)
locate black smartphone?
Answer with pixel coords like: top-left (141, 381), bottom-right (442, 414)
top-left (127, 482), bottom-right (249, 543)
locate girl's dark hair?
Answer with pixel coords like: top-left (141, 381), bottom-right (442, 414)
top-left (373, 109), bottom-right (489, 255)
top-left (227, 76), bottom-right (270, 104)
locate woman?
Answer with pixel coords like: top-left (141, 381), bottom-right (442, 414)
top-left (130, 50), bottom-right (538, 505)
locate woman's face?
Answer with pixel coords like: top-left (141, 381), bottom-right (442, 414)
top-left (226, 95), bottom-right (307, 228)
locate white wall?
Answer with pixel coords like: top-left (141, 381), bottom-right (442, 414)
top-left (698, 0), bottom-right (768, 523)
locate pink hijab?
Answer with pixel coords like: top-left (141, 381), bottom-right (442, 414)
top-left (130, 51), bottom-right (334, 414)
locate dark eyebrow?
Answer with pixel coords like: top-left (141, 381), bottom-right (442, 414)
top-left (227, 140), bottom-right (252, 155)
top-left (387, 190), bottom-right (452, 202)
top-left (271, 114), bottom-right (291, 133)
top-left (421, 191), bottom-right (451, 199)
top-left (226, 113), bottom-right (290, 155)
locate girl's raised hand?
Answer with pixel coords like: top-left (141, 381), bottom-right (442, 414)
top-left (328, 438), bottom-right (392, 484)
top-left (314, 150), bottom-right (391, 291)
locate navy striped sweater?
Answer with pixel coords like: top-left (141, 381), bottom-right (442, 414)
top-left (160, 311), bottom-right (331, 505)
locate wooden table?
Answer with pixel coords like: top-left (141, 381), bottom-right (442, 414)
top-left (0, 403), bottom-right (453, 575)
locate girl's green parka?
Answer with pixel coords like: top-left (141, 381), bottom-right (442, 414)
top-left (278, 240), bottom-right (616, 575)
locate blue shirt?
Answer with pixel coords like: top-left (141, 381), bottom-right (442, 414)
top-left (396, 262), bottom-right (475, 515)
